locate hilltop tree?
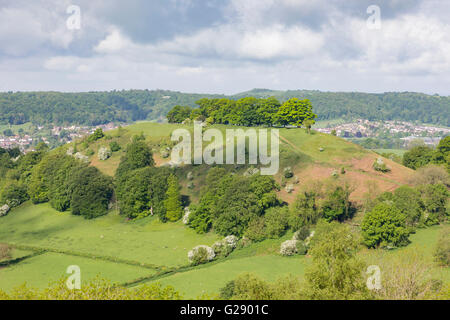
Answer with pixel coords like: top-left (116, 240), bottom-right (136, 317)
top-left (273, 98), bottom-right (317, 127)
top-left (165, 174), bottom-right (183, 222)
top-left (167, 105), bottom-right (192, 123)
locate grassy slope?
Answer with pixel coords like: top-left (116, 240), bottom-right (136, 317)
top-left (87, 123), bottom-right (413, 204)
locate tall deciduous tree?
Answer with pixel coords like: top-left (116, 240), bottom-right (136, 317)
top-left (165, 174), bottom-right (183, 222)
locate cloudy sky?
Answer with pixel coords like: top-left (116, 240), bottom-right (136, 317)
top-left (1, 0), bottom-right (450, 95)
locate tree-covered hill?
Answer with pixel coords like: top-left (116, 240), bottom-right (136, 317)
top-left (0, 89), bottom-right (448, 126)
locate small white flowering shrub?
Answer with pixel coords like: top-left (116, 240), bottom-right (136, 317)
top-left (223, 235), bottom-right (238, 249)
top-left (188, 245), bottom-right (215, 265)
top-left (0, 204), bottom-right (10, 217)
top-left (280, 240), bottom-right (299, 256)
top-left (98, 147), bottom-right (112, 161)
top-left (212, 235), bottom-right (239, 257)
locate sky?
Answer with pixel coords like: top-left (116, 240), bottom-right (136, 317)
top-left (1, 0), bottom-right (450, 95)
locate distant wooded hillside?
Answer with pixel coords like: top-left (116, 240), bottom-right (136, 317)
top-left (0, 89), bottom-right (448, 126)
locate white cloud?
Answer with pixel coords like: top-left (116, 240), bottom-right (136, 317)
top-left (94, 28), bottom-right (131, 53)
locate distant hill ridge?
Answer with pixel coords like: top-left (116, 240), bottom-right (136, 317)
top-left (0, 89), bottom-right (448, 126)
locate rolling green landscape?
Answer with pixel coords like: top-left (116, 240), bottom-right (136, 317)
top-left (1, 119), bottom-right (448, 299)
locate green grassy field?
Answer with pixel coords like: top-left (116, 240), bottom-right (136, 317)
top-left (153, 255), bottom-right (308, 298)
top-left (374, 149), bottom-right (406, 156)
top-left (0, 202), bottom-right (220, 269)
top-left (0, 252), bottom-right (154, 292)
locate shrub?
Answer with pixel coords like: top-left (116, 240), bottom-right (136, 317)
top-left (0, 204), bottom-right (10, 217)
top-left (85, 149), bottom-right (95, 157)
top-left (98, 147), bottom-right (112, 161)
top-left (115, 139), bottom-right (155, 179)
top-left (280, 240), bottom-right (299, 256)
top-left (392, 186), bottom-right (424, 226)
top-left (293, 226), bottom-right (310, 241)
top-left (361, 202), bottom-right (410, 248)
top-left (264, 207), bottom-right (289, 239)
top-left (373, 157), bottom-right (391, 172)
top-left (188, 246), bottom-right (215, 265)
top-left (88, 128), bottom-right (104, 142)
top-left (0, 182), bottom-right (29, 208)
top-left (296, 241), bottom-right (308, 255)
top-left (321, 186), bottom-right (353, 222)
top-left (283, 167), bottom-right (293, 179)
top-left (69, 167), bottom-right (114, 219)
top-left (419, 183), bottom-right (449, 225)
top-left (289, 191), bottom-right (319, 229)
top-left (304, 222), bottom-right (370, 300)
top-left (434, 228), bottom-right (450, 267)
top-left (243, 217), bottom-right (266, 242)
top-left (403, 146), bottom-right (434, 170)
top-left (109, 141), bottom-right (121, 152)
top-left (164, 174), bottom-right (183, 222)
top-left (212, 241), bottom-right (233, 258)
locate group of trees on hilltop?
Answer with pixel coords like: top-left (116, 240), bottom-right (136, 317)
top-left (167, 97), bottom-right (317, 128)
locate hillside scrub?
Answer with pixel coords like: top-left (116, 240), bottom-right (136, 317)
top-left (433, 227), bottom-right (450, 267)
top-left (188, 168), bottom-right (281, 237)
top-left (0, 279), bottom-right (182, 300)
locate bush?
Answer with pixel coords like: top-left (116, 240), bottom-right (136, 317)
top-left (264, 207), bottom-right (289, 239)
top-left (98, 147), bottom-right (112, 161)
top-left (115, 167), bottom-right (172, 220)
top-left (212, 241), bottom-right (234, 258)
top-left (88, 128), bottom-right (104, 142)
top-left (164, 175), bottom-right (183, 222)
top-left (0, 182), bottom-right (29, 208)
top-left (188, 246), bottom-right (215, 265)
top-left (361, 202), bottom-right (410, 248)
top-left (321, 186), bottom-right (353, 222)
top-left (403, 146), bottom-right (434, 170)
top-left (115, 139), bottom-right (154, 179)
top-left (289, 191), bottom-right (319, 229)
top-left (109, 141), bottom-right (121, 152)
top-left (293, 226), bottom-right (310, 241)
top-left (434, 228), bottom-right (450, 267)
top-left (296, 241), bottom-right (308, 255)
top-left (280, 240), bottom-right (299, 256)
top-left (283, 167), bottom-right (293, 179)
top-left (0, 204), bottom-right (10, 217)
top-left (304, 222), bottom-right (370, 300)
top-left (373, 157), bottom-right (391, 173)
top-left (69, 167), bottom-right (114, 219)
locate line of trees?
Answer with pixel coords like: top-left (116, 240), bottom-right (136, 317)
top-left (167, 97), bottom-right (317, 128)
